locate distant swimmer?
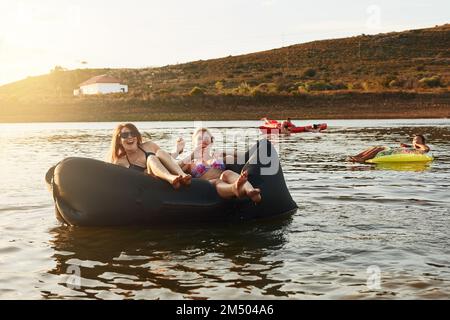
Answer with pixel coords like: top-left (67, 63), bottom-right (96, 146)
top-left (347, 134), bottom-right (430, 163)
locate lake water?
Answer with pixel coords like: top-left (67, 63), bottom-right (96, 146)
top-left (0, 119), bottom-right (449, 299)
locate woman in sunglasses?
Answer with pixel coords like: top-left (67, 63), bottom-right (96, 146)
top-left (108, 123), bottom-right (191, 189)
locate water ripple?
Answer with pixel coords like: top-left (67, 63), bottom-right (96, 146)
top-left (0, 120), bottom-right (449, 299)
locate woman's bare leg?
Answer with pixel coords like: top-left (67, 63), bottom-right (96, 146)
top-left (358, 147), bottom-right (385, 161)
top-left (214, 180), bottom-right (238, 199)
top-left (147, 156), bottom-right (182, 189)
top-left (219, 170), bottom-right (261, 203)
top-left (214, 173), bottom-right (248, 199)
top-left (352, 147), bottom-right (378, 158)
top-left (156, 149), bottom-right (192, 185)
top-left (349, 147), bottom-right (385, 163)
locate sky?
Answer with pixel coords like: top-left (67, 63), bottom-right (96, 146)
top-left (0, 0), bottom-right (448, 85)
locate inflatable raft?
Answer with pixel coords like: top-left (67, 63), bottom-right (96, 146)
top-left (366, 151), bottom-right (433, 164)
top-left (259, 122), bottom-right (327, 134)
top-left (45, 139), bottom-right (297, 226)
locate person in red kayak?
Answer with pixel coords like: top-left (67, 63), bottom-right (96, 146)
top-left (261, 117), bottom-right (278, 126)
top-left (305, 123), bottom-right (320, 133)
top-left (281, 118), bottom-right (296, 133)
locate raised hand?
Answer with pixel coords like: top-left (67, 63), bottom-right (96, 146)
top-left (176, 137), bottom-right (185, 154)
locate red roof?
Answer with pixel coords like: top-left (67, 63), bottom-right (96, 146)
top-left (79, 75), bottom-right (122, 86)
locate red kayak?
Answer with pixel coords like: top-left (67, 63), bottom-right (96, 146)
top-left (259, 121), bottom-right (327, 134)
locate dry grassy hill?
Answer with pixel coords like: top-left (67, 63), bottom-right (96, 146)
top-left (0, 24), bottom-right (449, 122)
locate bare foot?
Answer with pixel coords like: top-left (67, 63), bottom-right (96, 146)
top-left (352, 157), bottom-right (366, 164)
top-left (232, 171), bottom-right (248, 198)
top-left (180, 174), bottom-right (192, 186)
top-left (348, 156), bottom-right (363, 163)
top-left (247, 188), bottom-right (261, 203)
top-left (169, 175), bottom-right (182, 190)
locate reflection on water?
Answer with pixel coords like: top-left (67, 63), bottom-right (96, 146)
top-left (46, 218), bottom-right (291, 299)
top-left (0, 119), bottom-right (449, 299)
top-left (349, 162), bottom-right (432, 172)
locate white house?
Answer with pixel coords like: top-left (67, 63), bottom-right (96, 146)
top-left (73, 75), bottom-right (128, 96)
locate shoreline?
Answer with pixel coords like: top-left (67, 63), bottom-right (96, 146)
top-left (1, 113), bottom-right (449, 124)
top-left (1, 92), bottom-right (449, 123)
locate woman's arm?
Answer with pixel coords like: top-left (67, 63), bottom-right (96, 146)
top-left (170, 137), bottom-right (185, 158)
top-left (113, 157), bottom-right (129, 168)
top-left (142, 139), bottom-right (184, 159)
top-left (141, 141), bottom-right (160, 153)
top-left (179, 151), bottom-right (194, 166)
top-left (414, 143), bottom-right (430, 153)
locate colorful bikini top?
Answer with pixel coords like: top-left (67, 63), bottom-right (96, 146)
top-left (191, 159), bottom-right (226, 178)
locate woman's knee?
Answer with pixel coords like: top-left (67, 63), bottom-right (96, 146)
top-left (146, 166), bottom-right (155, 176)
top-left (219, 170), bottom-right (233, 181)
top-left (147, 155), bottom-right (159, 167)
top-left (156, 149), bottom-right (168, 158)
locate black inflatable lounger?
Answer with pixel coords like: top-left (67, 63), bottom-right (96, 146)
top-left (45, 139), bottom-right (297, 226)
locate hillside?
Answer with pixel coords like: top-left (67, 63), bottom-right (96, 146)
top-left (0, 24), bottom-right (449, 122)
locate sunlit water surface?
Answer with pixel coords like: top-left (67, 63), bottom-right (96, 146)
top-left (0, 119), bottom-right (449, 299)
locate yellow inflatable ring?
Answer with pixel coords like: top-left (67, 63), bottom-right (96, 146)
top-left (366, 152), bottom-right (433, 164)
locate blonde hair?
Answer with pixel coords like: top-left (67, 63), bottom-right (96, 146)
top-left (192, 127), bottom-right (214, 145)
top-left (107, 123), bottom-right (143, 163)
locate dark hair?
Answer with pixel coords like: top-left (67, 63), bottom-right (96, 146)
top-left (415, 134), bottom-right (427, 144)
top-left (414, 134), bottom-right (426, 144)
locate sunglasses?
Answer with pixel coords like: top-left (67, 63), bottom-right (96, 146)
top-left (119, 131), bottom-right (138, 139)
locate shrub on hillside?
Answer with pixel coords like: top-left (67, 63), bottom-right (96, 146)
top-left (215, 81), bottom-right (224, 93)
top-left (388, 79), bottom-right (405, 88)
top-left (274, 79), bottom-right (292, 93)
top-left (419, 76), bottom-right (442, 88)
top-left (380, 75), bottom-right (398, 88)
top-left (301, 68), bottom-right (316, 78)
top-left (297, 85), bottom-right (308, 94)
top-left (305, 81), bottom-right (330, 91)
top-left (348, 82), bottom-right (364, 90)
top-left (190, 86), bottom-right (205, 96)
top-left (250, 83), bottom-right (278, 96)
top-left (232, 82), bottom-right (252, 95)
top-left (330, 81), bottom-right (348, 90)
top-left (362, 82), bottom-right (370, 91)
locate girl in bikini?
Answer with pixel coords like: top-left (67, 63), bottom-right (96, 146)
top-left (180, 128), bottom-right (261, 203)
